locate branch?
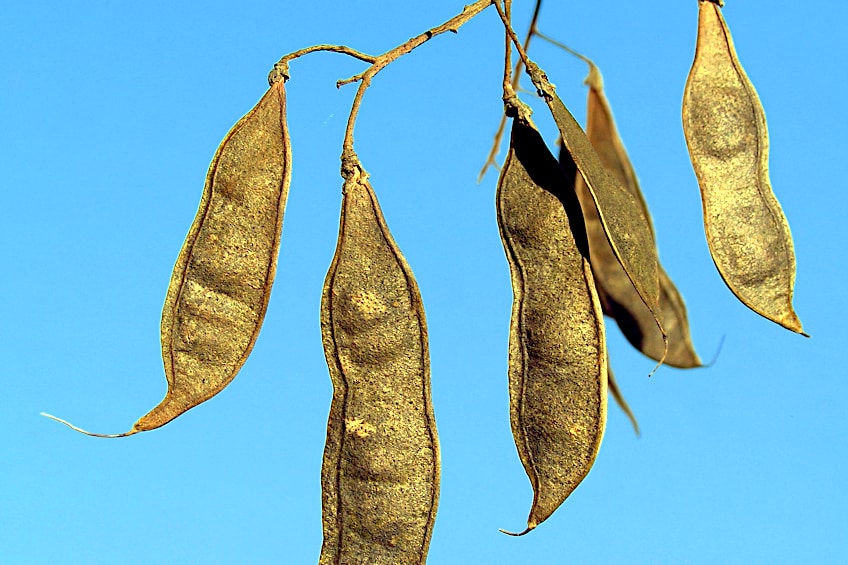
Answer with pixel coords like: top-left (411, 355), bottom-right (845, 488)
top-left (268, 2), bottom-right (494, 175)
top-left (339, 0), bottom-right (494, 167)
top-left (478, 0), bottom-right (543, 182)
top-left (268, 45), bottom-right (378, 85)
top-left (492, 0), bottom-right (533, 71)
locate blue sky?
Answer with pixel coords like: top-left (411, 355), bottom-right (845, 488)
top-left (2, 1), bottom-right (846, 563)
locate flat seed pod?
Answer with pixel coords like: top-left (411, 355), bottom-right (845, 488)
top-left (526, 63), bottom-right (666, 365)
top-left (319, 156), bottom-right (439, 565)
top-left (497, 104), bottom-right (607, 535)
top-left (44, 80), bottom-right (292, 437)
top-left (682, 0), bottom-right (804, 334)
top-left (571, 62), bottom-right (700, 368)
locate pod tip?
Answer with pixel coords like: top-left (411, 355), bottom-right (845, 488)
top-left (499, 521), bottom-right (536, 537)
top-left (40, 412), bottom-right (133, 438)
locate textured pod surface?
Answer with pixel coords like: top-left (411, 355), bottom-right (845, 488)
top-left (527, 63), bottom-right (665, 357)
top-left (320, 158), bottom-right (439, 565)
top-left (498, 108), bottom-right (607, 534)
top-left (130, 81), bottom-right (291, 433)
top-left (683, 0), bottom-right (804, 334)
top-left (573, 63), bottom-right (700, 368)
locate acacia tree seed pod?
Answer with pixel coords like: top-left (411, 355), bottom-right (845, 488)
top-left (569, 61), bottom-right (701, 368)
top-left (319, 155), bottom-right (439, 565)
top-left (43, 79), bottom-right (292, 437)
top-left (498, 101), bottom-right (607, 535)
top-left (682, 0), bottom-right (804, 334)
top-left (525, 61), bottom-right (667, 367)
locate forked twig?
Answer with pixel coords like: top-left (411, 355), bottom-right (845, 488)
top-left (269, 1), bottom-right (495, 172)
top-left (492, 0), bottom-right (534, 71)
top-left (478, 0), bottom-right (543, 182)
top-left (268, 45), bottom-right (378, 85)
top-left (338, 0), bottom-right (494, 164)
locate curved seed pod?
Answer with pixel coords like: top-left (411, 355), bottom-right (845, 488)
top-left (569, 61), bottom-right (700, 368)
top-left (606, 362), bottom-right (640, 437)
top-left (43, 80), bottom-right (292, 437)
top-left (319, 155), bottom-right (439, 565)
top-left (682, 0), bottom-right (804, 334)
top-left (526, 62), bottom-right (666, 366)
top-left (145, 79), bottom-right (292, 432)
top-left (498, 102), bottom-right (607, 535)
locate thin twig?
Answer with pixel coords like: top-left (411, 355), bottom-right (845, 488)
top-left (268, 45), bottom-right (378, 85)
top-left (269, 2), bottom-right (494, 174)
top-left (478, 0), bottom-right (543, 182)
top-left (492, 0), bottom-right (557, 105)
top-left (339, 0), bottom-right (494, 169)
top-left (502, 0), bottom-right (513, 95)
top-left (533, 31), bottom-right (593, 67)
top-left (492, 0), bottom-right (533, 70)
top-left (510, 0), bottom-right (542, 93)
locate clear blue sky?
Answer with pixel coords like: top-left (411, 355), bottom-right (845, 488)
top-left (3, 1), bottom-right (845, 563)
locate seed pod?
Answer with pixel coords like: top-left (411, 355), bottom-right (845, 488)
top-left (43, 79), bottom-right (292, 437)
top-left (147, 80), bottom-right (291, 431)
top-left (682, 0), bottom-right (804, 334)
top-left (525, 62), bottom-right (666, 365)
top-left (498, 102), bottom-right (606, 535)
top-left (319, 155), bottom-right (439, 565)
top-left (569, 61), bottom-right (700, 368)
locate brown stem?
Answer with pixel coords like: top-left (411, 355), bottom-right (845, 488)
top-left (502, 1), bottom-right (512, 93)
top-left (493, 0), bottom-right (533, 70)
top-left (492, 0), bottom-right (559, 109)
top-left (510, 0), bottom-right (542, 94)
top-left (478, 0), bottom-right (543, 182)
top-left (269, 2), bottom-right (493, 175)
top-left (339, 0), bottom-right (494, 169)
top-left (268, 45), bottom-right (378, 85)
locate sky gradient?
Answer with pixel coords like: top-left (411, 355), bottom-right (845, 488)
top-left (2, 1), bottom-right (846, 563)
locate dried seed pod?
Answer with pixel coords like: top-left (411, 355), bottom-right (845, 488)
top-left (606, 363), bottom-right (640, 437)
top-left (682, 0), bottom-right (804, 334)
top-left (569, 61), bottom-right (700, 368)
top-left (319, 155), bottom-right (439, 565)
top-left (526, 62), bottom-right (666, 365)
top-left (44, 80), bottom-right (292, 436)
top-left (498, 102), bottom-right (606, 535)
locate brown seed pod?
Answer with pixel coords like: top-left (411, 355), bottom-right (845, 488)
top-left (319, 155), bottom-right (439, 565)
top-left (526, 62), bottom-right (666, 366)
top-left (682, 0), bottom-right (805, 334)
top-left (43, 80), bottom-right (292, 437)
top-left (570, 61), bottom-right (700, 368)
top-left (497, 102), bottom-right (607, 535)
